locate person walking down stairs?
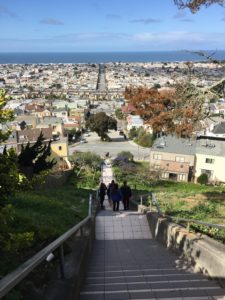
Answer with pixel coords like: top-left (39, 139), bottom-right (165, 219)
top-left (98, 182), bottom-right (107, 209)
top-left (110, 183), bottom-right (122, 211)
top-left (120, 180), bottom-right (132, 210)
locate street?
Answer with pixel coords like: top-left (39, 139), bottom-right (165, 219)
top-left (69, 130), bottom-right (150, 160)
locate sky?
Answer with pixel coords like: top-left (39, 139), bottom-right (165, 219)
top-left (0, 0), bottom-right (225, 52)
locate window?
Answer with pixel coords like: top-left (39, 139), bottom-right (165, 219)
top-left (178, 174), bottom-right (186, 181)
top-left (175, 156), bottom-right (185, 162)
top-left (153, 154), bottom-right (162, 160)
top-left (161, 172), bottom-right (167, 179)
top-left (58, 146), bottom-right (62, 151)
top-left (154, 165), bottom-right (160, 169)
top-left (205, 158), bottom-right (215, 164)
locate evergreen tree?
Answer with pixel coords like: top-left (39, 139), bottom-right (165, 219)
top-left (33, 141), bottom-right (56, 174)
top-left (0, 89), bottom-right (19, 201)
top-left (18, 132), bottom-right (56, 178)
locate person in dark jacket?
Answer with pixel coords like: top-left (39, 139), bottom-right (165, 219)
top-left (120, 180), bottom-right (132, 210)
top-left (107, 180), bottom-right (115, 202)
top-left (110, 183), bottom-right (122, 211)
top-left (99, 182), bottom-right (107, 209)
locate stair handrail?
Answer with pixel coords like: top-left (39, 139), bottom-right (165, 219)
top-left (0, 194), bottom-right (97, 299)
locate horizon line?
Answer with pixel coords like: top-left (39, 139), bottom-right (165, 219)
top-left (1, 50), bottom-right (225, 54)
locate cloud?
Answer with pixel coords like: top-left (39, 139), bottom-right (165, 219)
top-left (130, 18), bottom-right (161, 24)
top-left (40, 18), bottom-right (64, 26)
top-left (173, 11), bottom-right (194, 22)
top-left (180, 18), bottom-right (194, 22)
top-left (0, 4), bottom-right (18, 18)
top-left (173, 11), bottom-right (187, 19)
top-left (54, 32), bottom-right (129, 41)
top-left (106, 14), bottom-right (122, 20)
top-left (133, 31), bottom-right (225, 47)
top-left (1, 31), bottom-right (225, 52)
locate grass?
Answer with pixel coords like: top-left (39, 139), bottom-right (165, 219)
top-left (148, 181), bottom-right (225, 224)
top-left (0, 174), bottom-right (94, 277)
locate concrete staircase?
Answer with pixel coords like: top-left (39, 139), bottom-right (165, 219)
top-left (80, 204), bottom-right (225, 300)
top-left (80, 164), bottom-right (225, 299)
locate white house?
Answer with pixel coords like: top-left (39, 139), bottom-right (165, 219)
top-left (126, 115), bottom-right (144, 131)
top-left (195, 139), bottom-right (225, 183)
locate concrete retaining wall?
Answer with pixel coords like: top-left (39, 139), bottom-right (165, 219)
top-left (146, 211), bottom-right (225, 287)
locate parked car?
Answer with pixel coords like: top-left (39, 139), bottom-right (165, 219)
top-left (80, 139), bottom-right (87, 144)
top-left (83, 133), bottom-right (90, 137)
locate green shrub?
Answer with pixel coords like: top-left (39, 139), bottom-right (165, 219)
top-left (137, 133), bottom-right (155, 147)
top-left (128, 127), bottom-right (138, 140)
top-left (197, 173), bottom-right (208, 185)
top-left (116, 151), bottom-right (134, 162)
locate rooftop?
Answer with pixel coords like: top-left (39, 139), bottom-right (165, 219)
top-left (151, 135), bottom-right (197, 156)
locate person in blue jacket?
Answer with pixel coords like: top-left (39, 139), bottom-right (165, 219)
top-left (110, 183), bottom-right (122, 211)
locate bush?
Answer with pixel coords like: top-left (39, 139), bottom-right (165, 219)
top-left (129, 126), bottom-right (155, 148)
top-left (137, 133), bottom-right (155, 147)
top-left (116, 151), bottom-right (134, 162)
top-left (128, 127), bottom-right (138, 140)
top-left (197, 173), bottom-right (208, 185)
top-left (70, 152), bottom-right (102, 171)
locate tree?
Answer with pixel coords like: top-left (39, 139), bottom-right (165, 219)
top-left (0, 147), bottom-right (19, 202)
top-left (85, 112), bottom-right (117, 141)
top-left (70, 151), bottom-right (102, 186)
top-left (18, 132), bottom-right (56, 179)
top-left (0, 90), bottom-right (19, 201)
top-left (0, 90), bottom-right (25, 254)
top-left (0, 89), bottom-right (14, 143)
top-left (174, 0), bottom-right (224, 12)
top-left (64, 128), bottom-right (81, 143)
top-left (115, 108), bottom-right (124, 120)
top-left (128, 127), bottom-right (138, 140)
top-left (134, 128), bottom-right (155, 148)
top-left (71, 151), bottom-right (102, 173)
top-left (124, 79), bottom-right (209, 137)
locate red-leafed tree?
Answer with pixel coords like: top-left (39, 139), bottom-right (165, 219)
top-left (174, 0), bottom-right (224, 12)
top-left (124, 80), bottom-right (209, 137)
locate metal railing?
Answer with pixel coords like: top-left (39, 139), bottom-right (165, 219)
top-left (0, 194), bottom-right (98, 299)
top-left (139, 192), bottom-right (225, 232)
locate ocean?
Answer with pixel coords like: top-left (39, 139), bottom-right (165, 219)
top-left (0, 51), bottom-right (225, 64)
